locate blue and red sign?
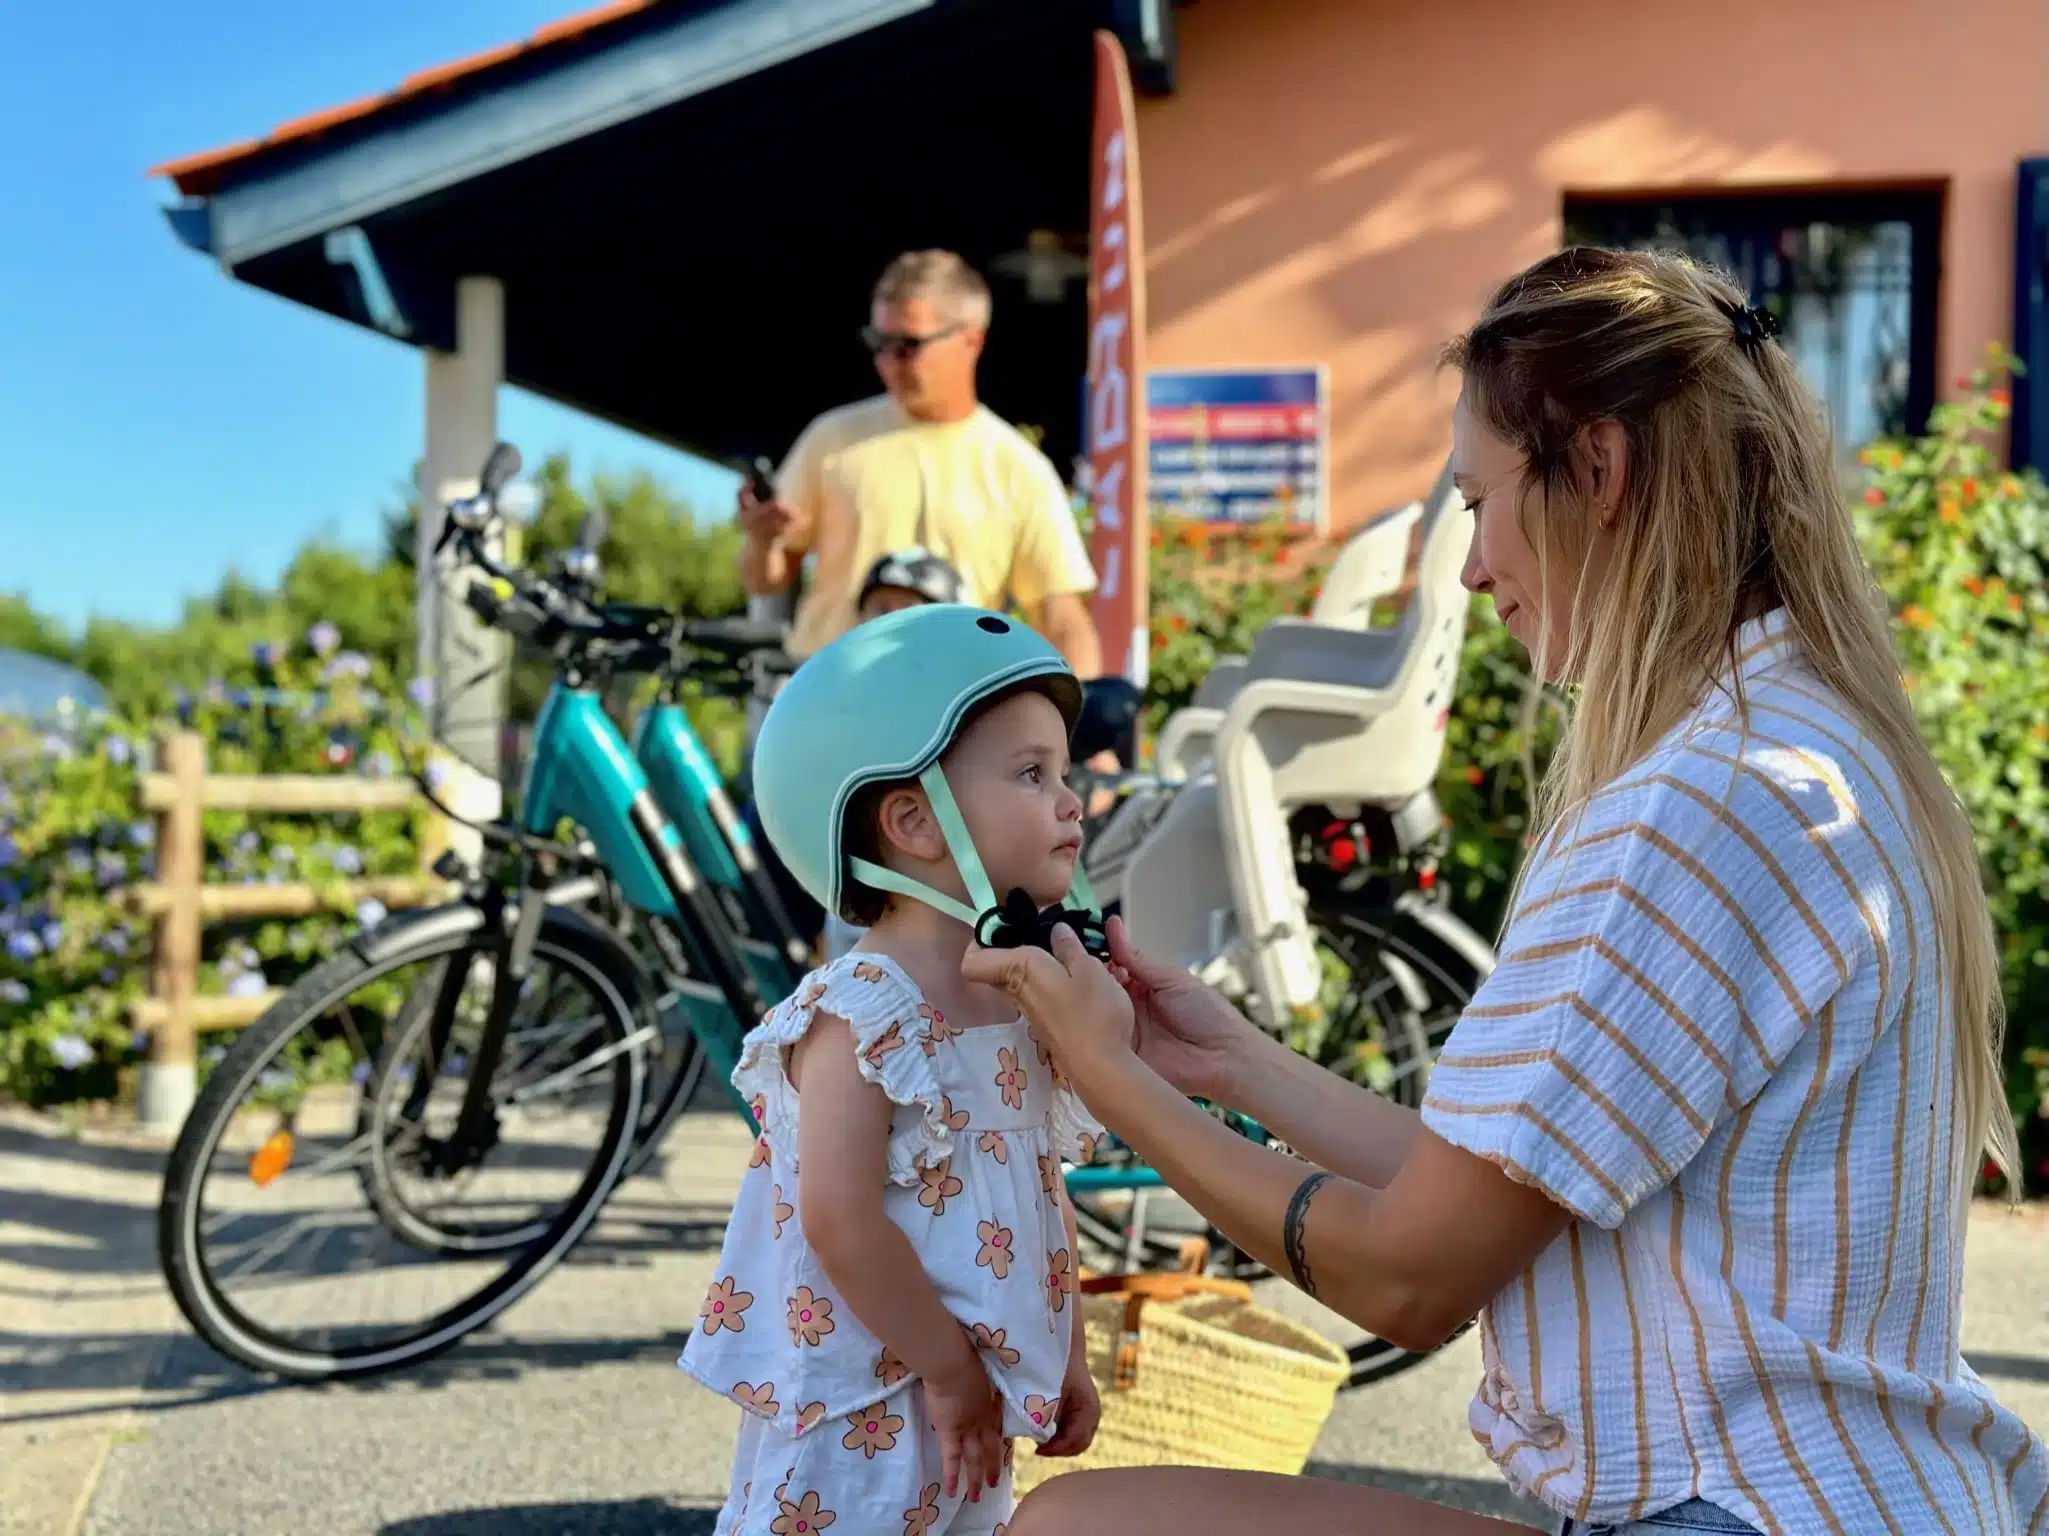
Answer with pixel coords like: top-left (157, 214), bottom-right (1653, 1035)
top-left (1146, 366), bottom-right (1327, 531)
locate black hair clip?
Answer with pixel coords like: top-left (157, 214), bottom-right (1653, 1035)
top-left (975, 887), bottom-right (1110, 961)
top-left (1717, 297), bottom-right (1782, 347)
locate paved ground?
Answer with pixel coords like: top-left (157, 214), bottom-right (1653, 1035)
top-left (5, 1099), bottom-right (2047, 1536)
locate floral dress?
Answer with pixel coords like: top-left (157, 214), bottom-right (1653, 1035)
top-left (679, 953), bottom-right (1103, 1536)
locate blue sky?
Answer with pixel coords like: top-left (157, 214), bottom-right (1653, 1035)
top-left (1, 1), bottom-right (738, 634)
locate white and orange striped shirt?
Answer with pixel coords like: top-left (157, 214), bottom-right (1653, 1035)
top-left (1422, 608), bottom-right (2048, 1533)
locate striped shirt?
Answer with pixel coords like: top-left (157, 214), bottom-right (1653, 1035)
top-left (1421, 608), bottom-right (2049, 1533)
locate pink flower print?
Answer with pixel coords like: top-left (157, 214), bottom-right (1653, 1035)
top-left (916, 1156), bottom-right (962, 1216)
top-left (841, 1401), bottom-right (905, 1458)
top-left (976, 1220), bottom-right (1016, 1279)
top-left (994, 1047), bottom-right (1028, 1110)
top-left (1023, 1393), bottom-right (1061, 1431)
top-left (786, 1287), bottom-right (835, 1346)
top-left (699, 1275), bottom-right (753, 1335)
top-left (979, 1129), bottom-right (1007, 1164)
top-left (1044, 1248), bottom-right (1074, 1315)
top-left (917, 1002), bottom-right (959, 1056)
top-left (970, 1322), bottom-right (1021, 1367)
top-left (771, 1183), bottom-right (794, 1239)
top-left (861, 1021), bottom-right (906, 1069)
top-left (732, 1380), bottom-right (779, 1416)
top-left (938, 1095), bottom-right (970, 1133)
top-left (875, 1345), bottom-right (910, 1386)
top-left (772, 1489), bottom-right (835, 1533)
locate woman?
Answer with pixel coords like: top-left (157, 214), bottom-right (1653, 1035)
top-left (963, 247), bottom-right (2048, 1535)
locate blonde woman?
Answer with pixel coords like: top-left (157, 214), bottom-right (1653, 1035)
top-left (964, 247), bottom-right (2048, 1535)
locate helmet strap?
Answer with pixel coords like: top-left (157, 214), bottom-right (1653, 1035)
top-left (844, 763), bottom-right (1000, 931)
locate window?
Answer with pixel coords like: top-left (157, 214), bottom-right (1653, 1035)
top-left (1563, 188), bottom-right (1944, 463)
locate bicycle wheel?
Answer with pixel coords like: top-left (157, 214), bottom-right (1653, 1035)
top-left (159, 905), bottom-right (646, 1381)
top-left (1066, 893), bottom-right (1490, 1389)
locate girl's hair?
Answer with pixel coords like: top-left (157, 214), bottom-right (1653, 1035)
top-left (1441, 245), bottom-right (2015, 1192)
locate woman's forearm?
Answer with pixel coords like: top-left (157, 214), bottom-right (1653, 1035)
top-left (1094, 1060), bottom-right (1440, 1346)
top-left (1221, 1028), bottom-right (1423, 1189)
top-left (809, 1216), bottom-right (978, 1387)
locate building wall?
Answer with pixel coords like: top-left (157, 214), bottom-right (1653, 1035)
top-left (1135, 0), bottom-right (2049, 535)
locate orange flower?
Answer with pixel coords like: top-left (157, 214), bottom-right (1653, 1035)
top-left (1863, 487), bottom-right (1885, 506)
top-left (1964, 575), bottom-right (1986, 596)
top-left (994, 1046), bottom-right (1029, 1110)
top-left (875, 1346), bottom-right (910, 1386)
top-left (749, 1134), bottom-right (771, 1169)
top-left (971, 1322), bottom-right (1023, 1367)
top-left (1168, 614), bottom-right (1188, 633)
top-left (1023, 1393), bottom-right (1062, 1431)
top-left (861, 1021), bottom-right (906, 1069)
top-left (1901, 604), bottom-right (1933, 630)
top-left (1991, 390), bottom-right (2011, 409)
top-left (771, 1183), bottom-right (794, 1239)
top-left (903, 1483), bottom-right (943, 1536)
top-left (1044, 1247), bottom-right (1075, 1314)
top-left (977, 1220), bottom-right (1017, 1279)
top-left (852, 961), bottom-right (886, 983)
top-left (1038, 1152), bottom-right (1059, 1196)
top-left (841, 1402), bottom-right (905, 1459)
top-left (732, 1379), bottom-right (780, 1416)
top-left (2009, 594), bottom-right (2025, 614)
top-left (937, 1094), bottom-right (971, 1132)
top-left (1962, 477), bottom-right (1979, 501)
top-left (2000, 475), bottom-right (2022, 497)
top-left (700, 1275), bottom-right (754, 1336)
top-left (917, 1003), bottom-right (960, 1056)
top-left (1939, 501), bottom-right (1961, 525)
top-left (772, 1488), bottom-right (835, 1534)
top-left (1465, 765), bottom-right (1485, 787)
top-left (2030, 723), bottom-right (2049, 744)
top-left (786, 1287), bottom-right (836, 1347)
top-left (979, 1129), bottom-right (1009, 1164)
top-left (917, 1156), bottom-right (963, 1215)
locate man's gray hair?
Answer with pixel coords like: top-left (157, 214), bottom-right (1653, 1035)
top-left (873, 250), bottom-right (993, 330)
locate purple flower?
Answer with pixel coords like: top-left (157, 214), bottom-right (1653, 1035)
top-left (203, 1043), bottom-right (227, 1066)
top-left (407, 677), bottom-right (435, 709)
top-left (67, 847), bottom-right (93, 876)
top-left (333, 846), bottom-right (364, 877)
top-left (0, 834), bottom-right (19, 870)
top-left (104, 928), bottom-right (130, 957)
top-left (225, 971), bottom-right (269, 998)
top-left (203, 679), bottom-right (227, 704)
top-left (95, 853), bottom-right (127, 888)
top-left (40, 921), bottom-right (63, 950)
top-left (8, 930), bottom-right (41, 961)
top-left (236, 830), bottom-right (261, 855)
top-left (130, 1027), bottom-right (150, 1051)
top-left (269, 844), bottom-right (297, 865)
top-left (350, 1060), bottom-right (371, 1085)
top-left (323, 651), bottom-right (372, 682)
top-left (307, 621), bottom-right (342, 657)
top-left (355, 898), bottom-right (388, 930)
top-left (365, 752), bottom-right (395, 779)
top-left (0, 980), bottom-right (28, 1006)
top-left (258, 1067), bottom-right (294, 1093)
top-left (49, 1033), bottom-right (94, 1071)
top-left (0, 879), bottom-right (18, 906)
top-left (424, 760), bottom-right (450, 791)
top-left (98, 965), bottom-right (118, 985)
top-left (252, 640), bottom-right (282, 668)
top-left (103, 736), bottom-right (132, 766)
top-left (41, 734), bottom-right (70, 759)
top-left (128, 821), bottom-right (155, 849)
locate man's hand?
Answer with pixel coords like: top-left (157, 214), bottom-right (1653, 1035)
top-left (736, 486), bottom-right (808, 546)
top-left (737, 485), bottom-right (809, 596)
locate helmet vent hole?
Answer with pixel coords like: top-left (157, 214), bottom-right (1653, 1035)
top-left (976, 616), bottom-right (1010, 634)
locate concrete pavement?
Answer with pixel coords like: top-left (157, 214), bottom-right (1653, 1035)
top-left (5, 1101), bottom-right (2047, 1535)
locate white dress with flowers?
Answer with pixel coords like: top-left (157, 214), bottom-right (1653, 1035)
top-left (679, 952), bottom-right (1103, 1536)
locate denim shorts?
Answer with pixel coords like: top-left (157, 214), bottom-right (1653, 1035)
top-left (1559, 1498), bottom-right (1759, 1535)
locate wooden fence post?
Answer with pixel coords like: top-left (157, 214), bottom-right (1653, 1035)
top-left (138, 730), bottom-right (206, 1133)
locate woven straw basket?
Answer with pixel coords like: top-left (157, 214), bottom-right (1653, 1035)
top-left (1012, 1271), bottom-right (1350, 1495)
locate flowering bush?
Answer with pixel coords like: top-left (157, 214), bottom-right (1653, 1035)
top-left (0, 625), bottom-right (435, 1105)
top-left (1853, 349), bottom-right (2049, 1153)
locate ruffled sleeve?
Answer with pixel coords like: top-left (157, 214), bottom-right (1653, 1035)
top-left (730, 955), bottom-right (956, 1186)
top-left (1025, 1020), bottom-right (1107, 1166)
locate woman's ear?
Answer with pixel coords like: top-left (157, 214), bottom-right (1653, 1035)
top-left (1585, 419), bottom-right (1629, 529)
top-left (876, 786), bottom-right (946, 865)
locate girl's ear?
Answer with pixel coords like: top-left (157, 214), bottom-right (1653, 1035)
top-left (876, 786), bottom-right (945, 864)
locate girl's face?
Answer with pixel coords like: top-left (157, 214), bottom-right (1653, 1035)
top-left (1451, 390), bottom-right (1624, 683)
top-left (943, 690), bottom-right (1084, 909)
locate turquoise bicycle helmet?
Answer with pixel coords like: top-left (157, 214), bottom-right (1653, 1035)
top-left (752, 603), bottom-right (1098, 937)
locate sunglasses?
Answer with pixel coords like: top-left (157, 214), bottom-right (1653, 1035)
top-left (860, 322), bottom-right (964, 360)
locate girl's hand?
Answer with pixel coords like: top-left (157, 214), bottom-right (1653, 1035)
top-left (1037, 1349), bottom-right (1101, 1457)
top-left (924, 1337), bottom-right (1007, 1503)
top-left (960, 925), bottom-right (1137, 1100)
top-left (1105, 915), bottom-right (1260, 1103)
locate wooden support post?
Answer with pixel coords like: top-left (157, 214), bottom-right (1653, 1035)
top-left (138, 730), bottom-right (205, 1133)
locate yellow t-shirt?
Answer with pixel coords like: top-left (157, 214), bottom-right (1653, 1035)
top-left (775, 395), bottom-right (1098, 657)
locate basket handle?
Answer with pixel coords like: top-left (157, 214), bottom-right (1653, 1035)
top-left (1079, 1272), bottom-right (1254, 1390)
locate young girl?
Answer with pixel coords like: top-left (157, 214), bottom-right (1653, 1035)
top-left (681, 602), bottom-right (1105, 1535)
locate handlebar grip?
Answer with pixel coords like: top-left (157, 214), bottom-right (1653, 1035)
top-left (464, 581), bottom-right (507, 624)
top-left (685, 617), bottom-right (791, 651)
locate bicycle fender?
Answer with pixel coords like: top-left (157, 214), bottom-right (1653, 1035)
top-left (350, 899), bottom-right (663, 1017)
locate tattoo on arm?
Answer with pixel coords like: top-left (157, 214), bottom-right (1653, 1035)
top-left (1282, 1170), bottom-right (1335, 1298)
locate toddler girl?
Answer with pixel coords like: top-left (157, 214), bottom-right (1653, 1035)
top-left (681, 602), bottom-right (1105, 1534)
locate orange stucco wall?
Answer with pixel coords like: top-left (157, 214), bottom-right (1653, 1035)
top-left (1134, 0), bottom-right (2049, 535)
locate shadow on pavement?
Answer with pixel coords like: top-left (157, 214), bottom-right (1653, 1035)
top-left (379, 1498), bottom-right (718, 1534)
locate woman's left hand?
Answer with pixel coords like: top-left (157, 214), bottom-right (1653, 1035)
top-left (961, 924), bottom-right (1138, 1099)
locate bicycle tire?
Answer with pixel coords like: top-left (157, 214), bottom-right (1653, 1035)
top-left (158, 909), bottom-right (647, 1382)
top-left (1065, 893), bottom-right (1491, 1389)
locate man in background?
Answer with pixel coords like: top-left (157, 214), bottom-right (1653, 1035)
top-left (736, 249), bottom-right (1104, 673)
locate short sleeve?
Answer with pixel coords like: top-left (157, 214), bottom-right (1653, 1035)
top-left (1002, 444), bottom-right (1097, 609)
top-left (731, 956), bottom-right (955, 1186)
top-left (1421, 751), bottom-right (1863, 1227)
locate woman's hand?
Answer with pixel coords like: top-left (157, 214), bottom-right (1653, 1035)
top-left (1105, 916), bottom-right (1260, 1104)
top-left (960, 925), bottom-right (1138, 1101)
top-left (1037, 1347), bottom-right (1102, 1457)
top-left (924, 1333), bottom-right (1007, 1503)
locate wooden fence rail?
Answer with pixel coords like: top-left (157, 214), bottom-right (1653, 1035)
top-left (130, 730), bottom-right (454, 1130)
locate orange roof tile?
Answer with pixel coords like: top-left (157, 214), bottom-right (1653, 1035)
top-left (149, 0), bottom-right (663, 198)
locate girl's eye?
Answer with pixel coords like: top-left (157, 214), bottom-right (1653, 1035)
top-left (1020, 764), bottom-right (1042, 784)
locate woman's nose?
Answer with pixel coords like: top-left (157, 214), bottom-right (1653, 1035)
top-left (1460, 533), bottom-right (1490, 595)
